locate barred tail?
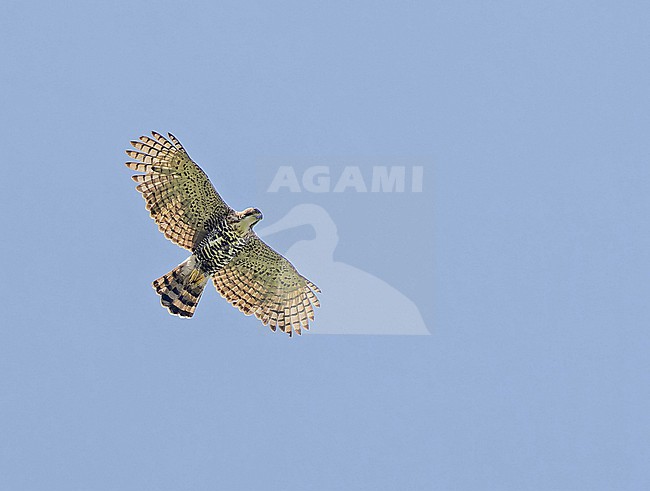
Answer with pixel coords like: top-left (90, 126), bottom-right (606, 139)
top-left (153, 256), bottom-right (209, 318)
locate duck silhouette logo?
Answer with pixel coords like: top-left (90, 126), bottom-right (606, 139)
top-left (257, 204), bottom-right (429, 335)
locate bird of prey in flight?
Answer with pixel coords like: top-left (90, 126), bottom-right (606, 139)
top-left (125, 131), bottom-right (320, 336)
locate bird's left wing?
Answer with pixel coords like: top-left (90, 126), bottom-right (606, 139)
top-left (126, 132), bottom-right (231, 251)
top-left (212, 235), bottom-right (321, 336)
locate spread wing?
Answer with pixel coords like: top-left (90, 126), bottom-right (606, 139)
top-left (212, 236), bottom-right (321, 336)
top-left (126, 131), bottom-right (231, 250)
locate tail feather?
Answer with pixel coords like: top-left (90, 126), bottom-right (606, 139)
top-left (153, 256), bottom-right (209, 318)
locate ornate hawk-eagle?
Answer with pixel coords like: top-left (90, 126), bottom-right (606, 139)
top-left (125, 131), bottom-right (320, 336)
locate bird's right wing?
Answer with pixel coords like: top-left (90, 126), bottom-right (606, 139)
top-left (212, 235), bottom-right (321, 336)
top-left (126, 131), bottom-right (231, 251)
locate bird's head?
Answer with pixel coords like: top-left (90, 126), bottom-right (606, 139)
top-left (233, 207), bottom-right (264, 233)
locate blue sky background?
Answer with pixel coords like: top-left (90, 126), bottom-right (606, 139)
top-left (1, 1), bottom-right (649, 489)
